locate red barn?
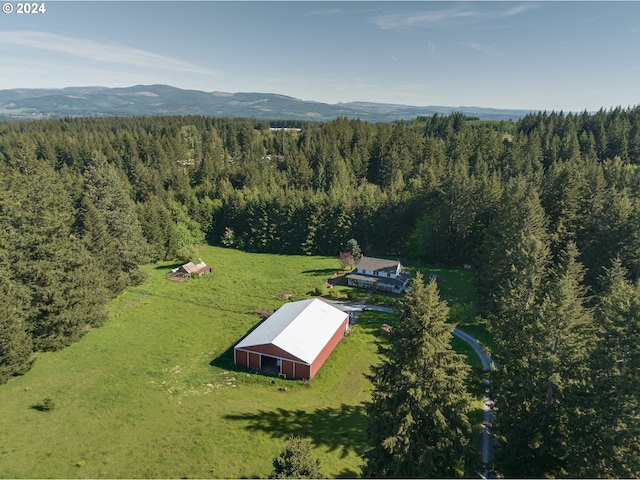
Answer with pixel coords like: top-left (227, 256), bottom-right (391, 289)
top-left (234, 298), bottom-right (349, 380)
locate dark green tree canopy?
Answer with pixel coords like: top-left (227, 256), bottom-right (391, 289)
top-left (363, 273), bottom-right (473, 478)
top-left (2, 109), bottom-right (640, 480)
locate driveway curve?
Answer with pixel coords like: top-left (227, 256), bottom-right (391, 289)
top-left (325, 298), bottom-right (496, 471)
top-left (452, 328), bottom-right (495, 469)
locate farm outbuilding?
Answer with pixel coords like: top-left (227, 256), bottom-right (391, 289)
top-left (169, 261), bottom-right (211, 280)
top-left (234, 298), bottom-right (349, 380)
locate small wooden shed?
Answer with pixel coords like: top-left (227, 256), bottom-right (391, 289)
top-left (169, 261), bottom-right (211, 280)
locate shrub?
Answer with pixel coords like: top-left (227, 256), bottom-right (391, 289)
top-left (32, 397), bottom-right (55, 412)
top-left (221, 227), bottom-right (236, 248)
top-left (327, 288), bottom-right (342, 299)
top-left (270, 435), bottom-right (322, 479)
top-left (129, 268), bottom-right (149, 286)
top-left (449, 302), bottom-right (475, 325)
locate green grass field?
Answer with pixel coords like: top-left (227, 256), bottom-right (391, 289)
top-left (0, 246), bottom-right (485, 478)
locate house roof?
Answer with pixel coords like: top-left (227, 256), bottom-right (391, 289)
top-left (345, 272), bottom-right (409, 289)
top-left (235, 298), bottom-right (347, 365)
top-left (356, 256), bottom-right (401, 274)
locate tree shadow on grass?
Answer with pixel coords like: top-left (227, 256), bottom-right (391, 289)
top-left (209, 317), bottom-right (265, 373)
top-left (154, 262), bottom-right (183, 271)
top-left (301, 268), bottom-right (340, 276)
top-left (224, 403), bottom-right (368, 462)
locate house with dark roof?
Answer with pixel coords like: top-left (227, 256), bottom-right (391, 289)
top-left (346, 256), bottom-right (410, 293)
top-left (234, 298), bottom-right (349, 380)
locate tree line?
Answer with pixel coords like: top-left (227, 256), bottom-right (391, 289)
top-left (1, 108), bottom-right (640, 476)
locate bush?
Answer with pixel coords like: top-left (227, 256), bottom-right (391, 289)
top-left (314, 286), bottom-right (326, 296)
top-left (328, 288), bottom-right (342, 299)
top-left (32, 397), bottom-right (55, 412)
top-left (270, 435), bottom-right (322, 479)
top-left (129, 268), bottom-right (149, 286)
top-left (346, 290), bottom-right (359, 300)
top-left (449, 302), bottom-right (475, 324)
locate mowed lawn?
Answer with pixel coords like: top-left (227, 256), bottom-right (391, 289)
top-left (0, 247), bottom-right (381, 478)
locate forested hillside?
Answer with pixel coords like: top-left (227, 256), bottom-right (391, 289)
top-left (1, 108), bottom-right (640, 476)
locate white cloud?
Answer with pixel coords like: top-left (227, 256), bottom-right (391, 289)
top-left (373, 7), bottom-right (475, 30)
top-left (427, 42), bottom-right (436, 59)
top-left (0, 30), bottom-right (216, 75)
top-left (304, 8), bottom-right (342, 17)
top-left (372, 3), bottom-right (539, 30)
top-left (459, 42), bottom-right (503, 57)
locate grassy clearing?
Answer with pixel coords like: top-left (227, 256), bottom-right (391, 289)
top-left (0, 247), bottom-right (486, 478)
top-left (0, 248), bottom-right (389, 478)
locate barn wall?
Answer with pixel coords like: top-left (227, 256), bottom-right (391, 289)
top-left (236, 347), bottom-right (311, 379)
top-left (282, 360), bottom-right (295, 378)
top-left (296, 364), bottom-right (311, 380)
top-left (234, 349), bottom-right (250, 368)
top-left (249, 352), bottom-right (261, 369)
top-left (310, 316), bottom-right (348, 379)
top-left (245, 343), bottom-right (304, 363)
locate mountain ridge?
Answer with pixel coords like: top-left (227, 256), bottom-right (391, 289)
top-left (0, 84), bottom-right (535, 122)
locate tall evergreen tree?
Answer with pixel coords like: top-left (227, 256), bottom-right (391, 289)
top-left (585, 259), bottom-right (640, 477)
top-left (82, 153), bottom-right (150, 287)
top-left (480, 176), bottom-right (550, 315)
top-left (492, 242), bottom-right (593, 477)
top-left (363, 273), bottom-right (473, 478)
top-left (0, 266), bottom-right (33, 383)
top-left (1, 148), bottom-right (108, 351)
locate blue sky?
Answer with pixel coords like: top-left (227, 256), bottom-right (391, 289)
top-left (1, 1), bottom-right (639, 112)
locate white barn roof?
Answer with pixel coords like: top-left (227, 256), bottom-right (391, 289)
top-left (235, 298), bottom-right (347, 365)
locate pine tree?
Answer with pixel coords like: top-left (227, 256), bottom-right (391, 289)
top-left (80, 196), bottom-right (128, 294)
top-left (586, 259), bottom-right (640, 477)
top-left (480, 177), bottom-right (550, 315)
top-left (342, 238), bottom-right (362, 263)
top-left (137, 195), bottom-right (179, 262)
top-left (82, 153), bottom-right (150, 286)
top-left (1, 148), bottom-right (108, 352)
top-left (492, 242), bottom-right (593, 476)
top-left (540, 160), bottom-right (583, 260)
top-left (362, 273), bottom-right (473, 478)
top-left (0, 266), bottom-right (34, 383)
top-left (270, 435), bottom-right (323, 479)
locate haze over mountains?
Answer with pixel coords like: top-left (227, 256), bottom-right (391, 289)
top-left (0, 84), bottom-right (535, 122)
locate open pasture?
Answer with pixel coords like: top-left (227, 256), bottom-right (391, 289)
top-left (0, 246), bottom-right (482, 478)
top-left (0, 248), bottom-right (382, 478)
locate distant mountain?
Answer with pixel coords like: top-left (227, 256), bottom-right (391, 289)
top-left (0, 84), bottom-right (534, 122)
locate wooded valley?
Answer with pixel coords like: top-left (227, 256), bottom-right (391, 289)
top-left (1, 108), bottom-right (640, 477)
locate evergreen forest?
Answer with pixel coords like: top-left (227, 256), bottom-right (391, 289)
top-left (2, 108), bottom-right (640, 477)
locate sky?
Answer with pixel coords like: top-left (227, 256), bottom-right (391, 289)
top-left (1, 1), bottom-right (639, 112)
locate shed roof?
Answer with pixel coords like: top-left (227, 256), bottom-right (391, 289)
top-left (235, 298), bottom-right (347, 365)
top-left (182, 261), bottom-right (208, 273)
